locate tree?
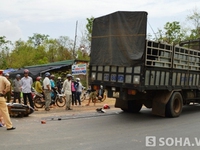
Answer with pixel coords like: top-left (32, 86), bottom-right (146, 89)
top-left (155, 21), bottom-right (185, 44)
top-left (28, 33), bottom-right (49, 47)
top-left (86, 17), bottom-right (94, 42)
top-left (186, 8), bottom-right (200, 40)
top-left (0, 36), bottom-right (12, 69)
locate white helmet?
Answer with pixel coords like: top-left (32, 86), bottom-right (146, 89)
top-left (66, 74), bottom-right (72, 78)
top-left (76, 78), bottom-right (80, 81)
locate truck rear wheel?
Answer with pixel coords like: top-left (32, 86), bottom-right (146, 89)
top-left (165, 92), bottom-right (183, 117)
top-left (122, 101), bottom-right (142, 113)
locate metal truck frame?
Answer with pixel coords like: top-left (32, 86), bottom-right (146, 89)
top-left (89, 11), bottom-right (200, 117)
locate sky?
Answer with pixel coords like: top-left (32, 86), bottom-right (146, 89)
top-left (0, 0), bottom-right (199, 43)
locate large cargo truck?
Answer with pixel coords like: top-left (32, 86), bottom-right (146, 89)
top-left (89, 11), bottom-right (200, 117)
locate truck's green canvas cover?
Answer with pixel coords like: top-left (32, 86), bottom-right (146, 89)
top-left (90, 11), bottom-right (148, 66)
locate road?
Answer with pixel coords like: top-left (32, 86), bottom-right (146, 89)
top-left (1, 104), bottom-right (200, 150)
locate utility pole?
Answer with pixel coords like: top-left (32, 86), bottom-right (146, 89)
top-left (73, 21), bottom-right (78, 59)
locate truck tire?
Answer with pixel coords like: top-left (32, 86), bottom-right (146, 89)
top-left (165, 92), bottom-right (183, 117)
top-left (122, 101), bottom-right (142, 113)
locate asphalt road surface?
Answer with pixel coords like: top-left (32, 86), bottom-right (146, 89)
top-left (1, 104), bottom-right (200, 150)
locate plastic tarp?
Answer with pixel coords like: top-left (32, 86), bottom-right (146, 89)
top-left (90, 11), bottom-right (148, 66)
top-left (9, 60), bottom-right (74, 80)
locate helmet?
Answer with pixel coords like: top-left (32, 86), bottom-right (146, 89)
top-left (16, 74), bottom-right (21, 78)
top-left (50, 75), bottom-right (55, 78)
top-left (36, 76), bottom-right (42, 81)
top-left (58, 77), bottom-right (61, 80)
top-left (100, 85), bottom-right (103, 89)
top-left (45, 72), bottom-right (50, 77)
top-left (4, 73), bottom-right (9, 77)
top-left (76, 78), bottom-right (80, 81)
top-left (66, 74), bottom-right (72, 78)
top-left (103, 104), bottom-right (110, 109)
top-left (24, 69), bottom-right (29, 74)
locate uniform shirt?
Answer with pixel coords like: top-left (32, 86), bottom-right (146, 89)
top-left (21, 76), bottom-right (33, 93)
top-left (13, 79), bottom-right (22, 92)
top-left (43, 77), bottom-right (51, 90)
top-left (0, 76), bottom-right (11, 94)
top-left (62, 79), bottom-right (72, 95)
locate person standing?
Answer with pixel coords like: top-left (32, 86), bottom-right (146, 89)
top-left (21, 69), bottom-right (35, 110)
top-left (35, 76), bottom-right (43, 94)
top-left (34, 76), bottom-right (45, 101)
top-left (13, 74), bottom-right (22, 103)
top-left (57, 77), bottom-right (63, 94)
top-left (71, 77), bottom-right (77, 106)
top-left (4, 73), bottom-right (12, 103)
top-left (62, 74), bottom-right (72, 110)
top-left (76, 78), bottom-right (83, 106)
top-left (43, 72), bottom-right (51, 111)
top-left (50, 75), bottom-right (57, 106)
top-left (0, 70), bottom-right (16, 130)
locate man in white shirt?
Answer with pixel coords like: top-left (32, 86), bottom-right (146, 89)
top-left (43, 72), bottom-right (51, 111)
top-left (62, 74), bottom-right (72, 110)
top-left (21, 69), bottom-right (35, 110)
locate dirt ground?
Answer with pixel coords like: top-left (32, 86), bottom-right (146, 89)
top-left (32, 98), bottom-right (118, 117)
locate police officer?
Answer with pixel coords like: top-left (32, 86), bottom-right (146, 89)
top-left (0, 70), bottom-right (16, 130)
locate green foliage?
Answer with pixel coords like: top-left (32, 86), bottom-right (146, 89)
top-left (0, 36), bottom-right (12, 69)
top-left (186, 8), bottom-right (200, 40)
top-left (28, 33), bottom-right (49, 47)
top-left (2, 34), bottom-right (74, 69)
top-left (86, 17), bottom-right (94, 42)
top-left (76, 49), bottom-right (90, 61)
top-left (155, 21), bottom-right (185, 44)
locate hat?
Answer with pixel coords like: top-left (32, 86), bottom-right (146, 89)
top-left (66, 74), bottom-right (72, 77)
top-left (0, 70), bottom-right (3, 75)
top-left (16, 74), bottom-right (21, 78)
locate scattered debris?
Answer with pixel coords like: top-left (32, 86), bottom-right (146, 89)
top-left (41, 120), bottom-right (46, 124)
top-left (103, 104), bottom-right (110, 109)
top-left (96, 108), bottom-right (106, 113)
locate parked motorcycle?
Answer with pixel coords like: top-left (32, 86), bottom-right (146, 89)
top-left (33, 90), bottom-right (66, 108)
top-left (33, 91), bottom-right (45, 108)
top-left (53, 90), bottom-right (66, 107)
top-left (80, 88), bottom-right (91, 102)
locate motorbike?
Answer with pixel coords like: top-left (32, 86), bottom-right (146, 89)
top-left (80, 88), bottom-right (91, 102)
top-left (33, 90), bottom-right (66, 108)
top-left (7, 103), bottom-right (34, 117)
top-left (80, 88), bottom-right (107, 103)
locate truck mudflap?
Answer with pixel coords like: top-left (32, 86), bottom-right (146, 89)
top-left (152, 90), bottom-right (180, 117)
top-left (115, 98), bottom-right (128, 110)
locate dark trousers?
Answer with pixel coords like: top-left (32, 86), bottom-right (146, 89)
top-left (23, 93), bottom-right (34, 109)
top-left (13, 92), bottom-right (21, 103)
top-left (72, 91), bottom-right (77, 105)
top-left (76, 91), bottom-right (81, 105)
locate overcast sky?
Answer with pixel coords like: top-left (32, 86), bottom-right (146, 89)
top-left (0, 0), bottom-right (199, 43)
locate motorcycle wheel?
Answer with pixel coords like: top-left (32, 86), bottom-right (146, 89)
top-left (34, 97), bottom-right (44, 108)
top-left (81, 95), bottom-right (86, 102)
top-left (56, 97), bottom-right (66, 107)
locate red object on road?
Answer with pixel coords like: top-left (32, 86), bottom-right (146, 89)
top-left (41, 120), bottom-right (46, 124)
